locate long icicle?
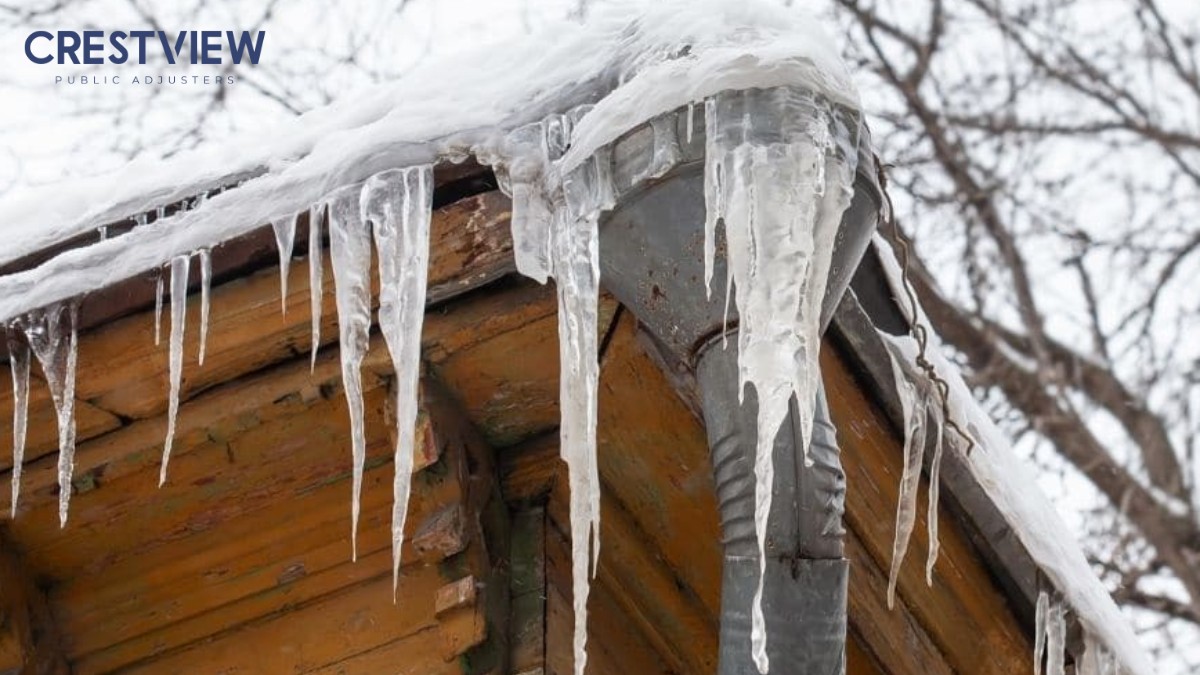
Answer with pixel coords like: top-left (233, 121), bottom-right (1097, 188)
top-left (1047, 597), bottom-right (1067, 675)
top-left (884, 337), bottom-right (929, 608)
top-left (24, 303), bottom-right (79, 527)
top-left (327, 185), bottom-right (373, 561)
top-left (925, 399), bottom-right (946, 584)
top-left (160, 254), bottom-right (189, 486)
top-left (309, 203), bottom-right (325, 372)
top-left (198, 248), bottom-right (211, 365)
top-left (272, 215), bottom-right (298, 315)
top-left (553, 204), bottom-right (602, 675)
top-left (1035, 589), bottom-right (1050, 675)
top-left (7, 327), bottom-right (31, 517)
top-left (364, 166), bottom-right (433, 597)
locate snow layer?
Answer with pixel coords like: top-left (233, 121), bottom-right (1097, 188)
top-left (0, 0), bottom-right (853, 323)
top-left (872, 236), bottom-right (1155, 675)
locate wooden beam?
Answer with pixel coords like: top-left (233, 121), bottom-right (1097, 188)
top-left (546, 465), bottom-right (717, 675)
top-left (508, 507), bottom-right (546, 674)
top-left (499, 433), bottom-right (559, 504)
top-left (542, 524), bottom-right (673, 675)
top-left (0, 529), bottom-right (68, 675)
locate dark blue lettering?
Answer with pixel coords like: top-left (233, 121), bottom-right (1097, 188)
top-left (25, 31), bottom-right (53, 64)
top-left (201, 30), bottom-right (221, 64)
top-left (108, 31), bottom-right (128, 63)
top-left (58, 31), bottom-right (81, 64)
top-left (82, 30), bottom-right (104, 64)
top-left (129, 31), bottom-right (153, 64)
top-left (226, 31), bottom-right (264, 65)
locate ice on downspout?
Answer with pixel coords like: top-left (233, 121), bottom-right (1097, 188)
top-left (363, 165), bottom-right (433, 597)
top-left (308, 203), bottom-right (325, 372)
top-left (7, 329), bottom-right (30, 517)
top-left (160, 254), bottom-right (189, 486)
top-left (327, 185), bottom-right (373, 561)
top-left (702, 88), bottom-right (858, 673)
top-left (22, 303), bottom-right (79, 527)
top-left (272, 215), bottom-right (298, 315)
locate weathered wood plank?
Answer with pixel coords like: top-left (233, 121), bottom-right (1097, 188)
top-left (0, 369), bottom-right (121, 475)
top-left (594, 314), bottom-right (723, 619)
top-left (546, 468), bottom-right (717, 675)
top-left (823, 344), bottom-right (1033, 675)
top-left (499, 433), bottom-right (559, 503)
top-left (543, 525), bottom-right (674, 675)
top-left (425, 282), bottom-right (619, 448)
top-left (109, 566), bottom-right (455, 674)
top-left (0, 530), bottom-right (68, 675)
top-left (845, 527), bottom-right (954, 675)
top-left (10, 383), bottom-right (392, 581)
top-left (303, 626), bottom-right (463, 675)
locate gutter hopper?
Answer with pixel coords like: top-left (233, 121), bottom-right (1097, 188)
top-left (600, 85), bottom-right (882, 674)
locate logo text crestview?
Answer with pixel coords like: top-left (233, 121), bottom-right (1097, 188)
top-left (25, 30), bottom-right (265, 85)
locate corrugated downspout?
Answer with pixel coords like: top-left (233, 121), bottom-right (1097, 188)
top-left (600, 87), bottom-right (880, 674)
top-left (698, 342), bottom-right (847, 674)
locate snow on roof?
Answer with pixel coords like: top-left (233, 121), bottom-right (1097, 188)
top-left (872, 236), bottom-right (1155, 675)
top-left (0, 0), bottom-right (854, 324)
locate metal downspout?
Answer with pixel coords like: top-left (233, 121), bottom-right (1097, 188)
top-left (598, 87), bottom-right (881, 674)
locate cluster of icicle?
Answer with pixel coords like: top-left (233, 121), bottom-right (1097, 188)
top-left (1035, 590), bottom-right (1127, 675)
top-left (478, 104), bottom-right (614, 675)
top-left (880, 334), bottom-right (952, 607)
top-left (7, 89), bottom-right (861, 675)
top-left (3, 170), bottom-right (434, 604)
top-left (883, 333), bottom-right (1132, 675)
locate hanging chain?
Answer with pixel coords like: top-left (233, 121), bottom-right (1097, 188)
top-left (875, 157), bottom-right (976, 455)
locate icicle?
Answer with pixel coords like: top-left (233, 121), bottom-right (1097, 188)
top-left (481, 112), bottom-right (576, 284)
top-left (1079, 634), bottom-right (1107, 675)
top-left (883, 337), bottom-right (928, 608)
top-left (485, 103), bottom-right (614, 675)
top-left (686, 101), bottom-right (696, 144)
top-left (364, 165), bottom-right (433, 597)
top-left (925, 398), bottom-right (946, 584)
top-left (23, 303), bottom-right (79, 527)
top-left (702, 97), bottom-right (723, 300)
top-left (160, 255), bottom-right (189, 486)
top-left (7, 328), bottom-right (31, 517)
top-left (1046, 597), bottom-right (1067, 675)
top-left (198, 248), bottom-right (211, 366)
top-left (1035, 589), bottom-right (1050, 675)
top-left (97, 225), bottom-right (108, 241)
top-left (703, 88), bottom-right (858, 672)
top-left (327, 183), bottom-right (373, 561)
top-left (272, 214), bottom-right (298, 315)
top-left (554, 193), bottom-right (602, 675)
top-left (640, 113), bottom-right (682, 182)
top-left (550, 110), bottom-right (616, 675)
top-left (154, 271), bottom-right (164, 346)
top-left (308, 203), bottom-right (325, 372)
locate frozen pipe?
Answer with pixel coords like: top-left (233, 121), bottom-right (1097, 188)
top-left (599, 87), bottom-right (881, 674)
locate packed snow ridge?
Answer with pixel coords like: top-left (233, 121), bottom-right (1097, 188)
top-left (0, 1), bottom-right (1153, 674)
